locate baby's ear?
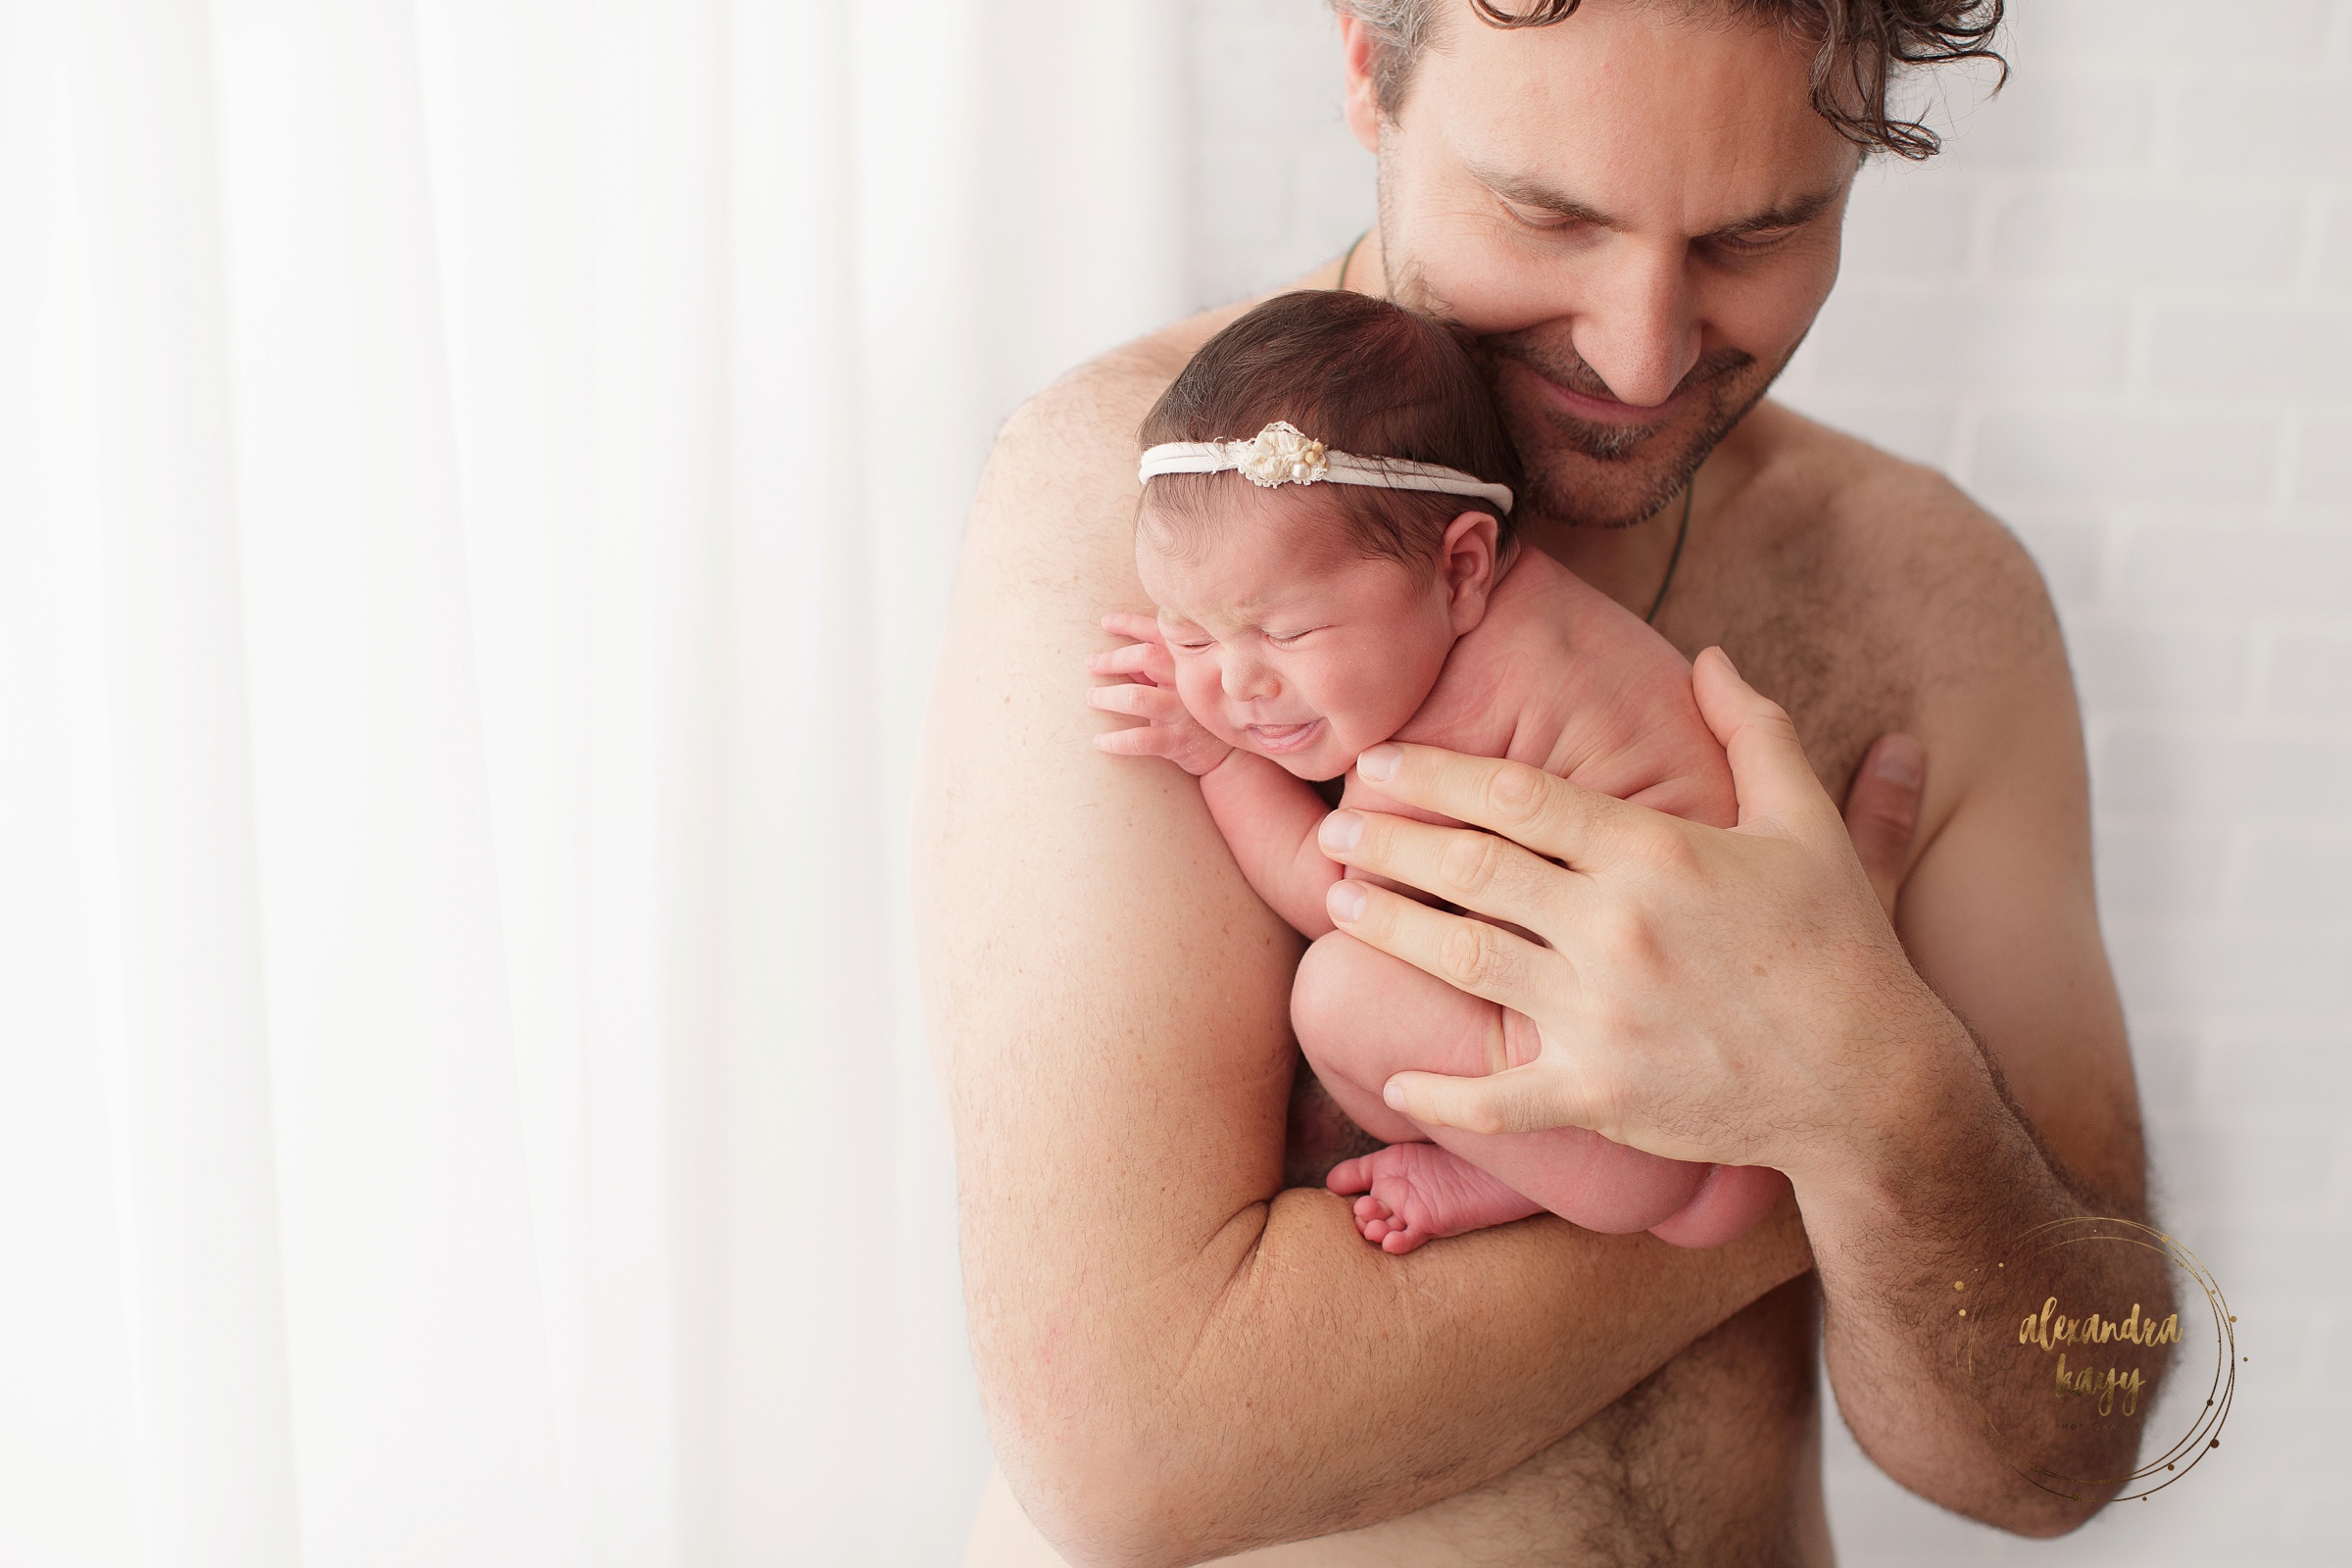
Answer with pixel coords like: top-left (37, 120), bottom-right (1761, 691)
top-left (1439, 510), bottom-right (1502, 632)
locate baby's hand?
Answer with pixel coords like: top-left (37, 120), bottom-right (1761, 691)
top-left (1086, 612), bottom-right (1233, 777)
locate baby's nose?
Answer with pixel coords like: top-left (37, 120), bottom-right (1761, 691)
top-left (1221, 654), bottom-right (1280, 701)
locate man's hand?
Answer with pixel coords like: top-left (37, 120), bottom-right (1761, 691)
top-left (1304, 646), bottom-right (2159, 1535)
top-left (1086, 612), bottom-right (1234, 776)
top-left (1316, 647), bottom-right (1945, 1178)
top-left (1844, 732), bottom-right (1927, 917)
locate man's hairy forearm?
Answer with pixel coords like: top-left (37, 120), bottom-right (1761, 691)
top-left (1806, 608), bottom-right (2166, 1538)
top-left (926, 769), bottom-right (1811, 1565)
top-left (957, 1097), bottom-right (1810, 1568)
top-left (1809, 998), bottom-right (2171, 1537)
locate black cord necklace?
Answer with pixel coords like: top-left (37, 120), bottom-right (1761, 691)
top-left (1644, 482), bottom-right (1694, 625)
top-left (1335, 229), bottom-right (1367, 292)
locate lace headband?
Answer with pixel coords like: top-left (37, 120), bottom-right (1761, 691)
top-left (1138, 420), bottom-right (1514, 515)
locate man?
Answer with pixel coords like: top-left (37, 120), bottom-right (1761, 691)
top-left (917, 1), bottom-right (2163, 1562)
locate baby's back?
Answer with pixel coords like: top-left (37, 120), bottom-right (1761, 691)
top-left (1343, 547), bottom-right (1738, 830)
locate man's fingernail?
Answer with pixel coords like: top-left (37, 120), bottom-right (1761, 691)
top-left (1319, 811), bottom-right (1363, 852)
top-left (1327, 881), bottom-right (1367, 922)
top-left (1382, 1079), bottom-right (1406, 1110)
top-left (1357, 745), bottom-right (1401, 782)
top-left (1874, 741), bottom-right (1924, 792)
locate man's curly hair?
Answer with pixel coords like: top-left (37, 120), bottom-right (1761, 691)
top-left (1337, 0), bottom-right (2005, 160)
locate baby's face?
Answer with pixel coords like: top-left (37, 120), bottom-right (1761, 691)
top-left (1137, 494), bottom-right (1463, 781)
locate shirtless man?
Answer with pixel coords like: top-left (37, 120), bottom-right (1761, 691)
top-left (918, 2), bottom-right (2163, 1562)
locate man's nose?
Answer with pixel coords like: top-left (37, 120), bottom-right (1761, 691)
top-left (1567, 240), bottom-right (1702, 410)
top-left (1221, 651), bottom-right (1280, 702)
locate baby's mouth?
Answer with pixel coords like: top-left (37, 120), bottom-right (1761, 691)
top-left (1245, 719), bottom-right (1324, 755)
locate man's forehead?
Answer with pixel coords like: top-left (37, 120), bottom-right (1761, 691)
top-left (1405, 0), bottom-right (1857, 230)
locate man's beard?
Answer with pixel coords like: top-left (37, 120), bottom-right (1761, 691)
top-left (1383, 242), bottom-right (1796, 529)
top-left (1476, 330), bottom-right (1787, 530)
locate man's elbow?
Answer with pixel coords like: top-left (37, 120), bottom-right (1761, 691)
top-left (1989, 1489), bottom-right (2112, 1542)
top-left (1861, 1420), bottom-right (2133, 1542)
top-left (994, 1421), bottom-right (1241, 1568)
top-left (1941, 1462), bottom-right (2132, 1542)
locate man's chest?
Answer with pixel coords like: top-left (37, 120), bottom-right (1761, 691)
top-left (1655, 550), bottom-right (1922, 802)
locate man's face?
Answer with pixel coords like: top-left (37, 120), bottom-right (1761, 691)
top-left (1358, 0), bottom-right (1859, 529)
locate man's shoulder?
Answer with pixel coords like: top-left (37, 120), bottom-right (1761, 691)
top-left (963, 303), bottom-right (1255, 598)
top-left (1705, 402), bottom-right (2074, 800)
top-left (1739, 402), bottom-right (2059, 666)
top-left (985, 305), bottom-right (1250, 490)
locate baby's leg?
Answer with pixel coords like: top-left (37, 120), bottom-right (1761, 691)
top-left (1289, 931), bottom-right (1458, 1147)
top-left (1646, 1163), bottom-right (1791, 1249)
top-left (1294, 932), bottom-right (1712, 1252)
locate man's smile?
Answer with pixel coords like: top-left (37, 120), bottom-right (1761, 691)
top-left (1488, 339), bottom-right (1756, 425)
top-left (1514, 361), bottom-right (1679, 428)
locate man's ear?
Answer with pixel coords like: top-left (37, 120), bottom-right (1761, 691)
top-left (1338, 14), bottom-right (1383, 154)
top-left (1439, 511), bottom-right (1501, 634)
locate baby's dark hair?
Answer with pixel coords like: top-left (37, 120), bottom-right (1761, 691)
top-left (1138, 290), bottom-right (1522, 569)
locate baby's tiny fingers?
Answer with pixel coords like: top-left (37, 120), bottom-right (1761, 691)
top-left (1094, 728), bottom-right (1163, 757)
top-left (1101, 612), bottom-right (1163, 643)
top-left (1087, 644), bottom-right (1161, 678)
top-left (1087, 684), bottom-right (1180, 719)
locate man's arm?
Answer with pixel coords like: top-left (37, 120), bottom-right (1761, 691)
top-left (1347, 528), bottom-right (2164, 1537)
top-left (914, 353), bottom-right (1811, 1568)
top-left (1807, 514), bottom-right (2161, 1531)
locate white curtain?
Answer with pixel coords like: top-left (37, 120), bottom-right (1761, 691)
top-left (0, 2), bottom-right (1182, 1562)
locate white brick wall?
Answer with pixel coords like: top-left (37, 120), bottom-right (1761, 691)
top-left (1183, 3), bottom-right (2351, 1561)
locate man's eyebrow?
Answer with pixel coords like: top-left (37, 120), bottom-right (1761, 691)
top-left (1707, 182), bottom-right (1846, 236)
top-left (1471, 167), bottom-right (1625, 228)
top-left (1471, 166), bottom-right (1845, 237)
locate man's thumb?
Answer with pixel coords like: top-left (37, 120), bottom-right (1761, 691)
top-left (1383, 1063), bottom-right (1575, 1138)
top-left (1691, 647), bottom-right (1832, 833)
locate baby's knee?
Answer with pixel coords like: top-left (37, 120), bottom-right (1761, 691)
top-left (1292, 931), bottom-right (1498, 1084)
top-left (1292, 932), bottom-right (1381, 1067)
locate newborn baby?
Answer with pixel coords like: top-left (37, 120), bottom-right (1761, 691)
top-left (1088, 289), bottom-right (1788, 1253)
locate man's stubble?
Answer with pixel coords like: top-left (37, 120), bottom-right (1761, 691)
top-left (1386, 249), bottom-right (1798, 532)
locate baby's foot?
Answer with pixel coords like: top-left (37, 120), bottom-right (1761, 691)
top-left (1327, 1142), bottom-right (1545, 1254)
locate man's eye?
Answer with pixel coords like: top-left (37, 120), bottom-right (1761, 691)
top-left (1712, 225), bottom-right (1800, 256)
top-left (1500, 200), bottom-right (1578, 233)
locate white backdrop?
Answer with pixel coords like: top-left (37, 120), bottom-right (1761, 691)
top-left (0, 1), bottom-right (1183, 1563)
top-left (6, 1), bottom-right (2345, 1565)
top-left (1190, 2), bottom-right (2352, 1564)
